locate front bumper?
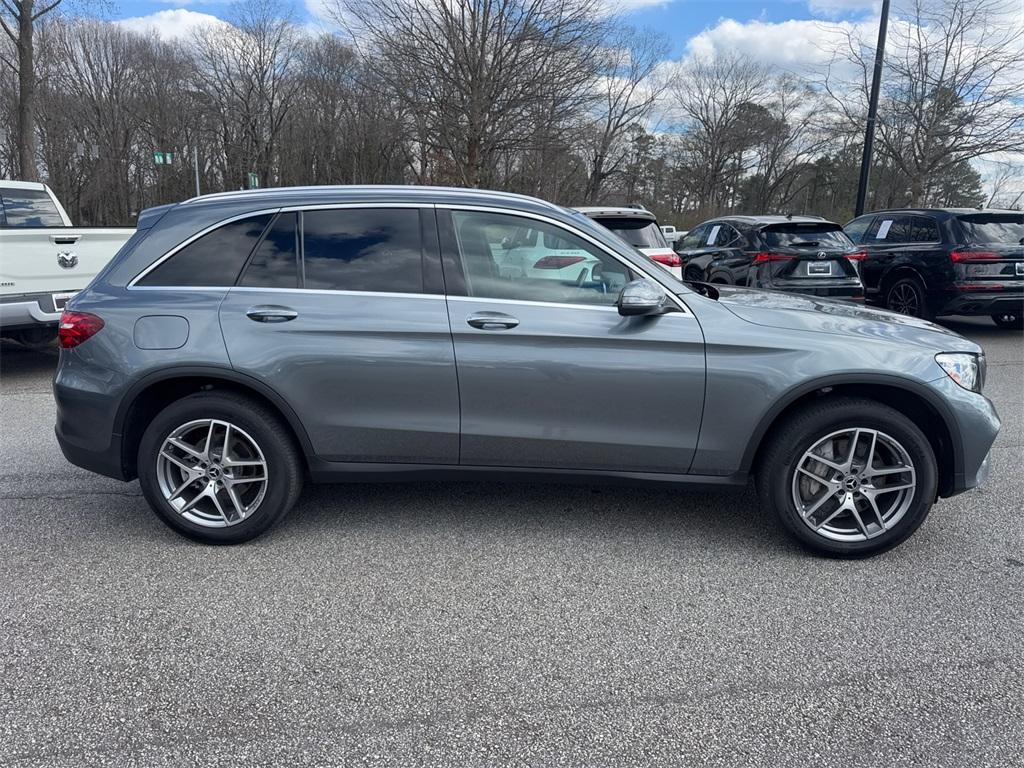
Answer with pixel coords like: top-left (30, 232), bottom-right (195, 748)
top-left (0, 291), bottom-right (69, 329)
top-left (926, 375), bottom-right (1000, 496)
top-left (937, 289), bottom-right (1024, 317)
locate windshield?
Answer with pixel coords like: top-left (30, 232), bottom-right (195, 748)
top-left (957, 213), bottom-right (1024, 244)
top-left (761, 224), bottom-right (852, 249)
top-left (595, 217), bottom-right (668, 249)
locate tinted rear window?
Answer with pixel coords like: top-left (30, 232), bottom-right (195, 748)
top-left (239, 213), bottom-right (299, 289)
top-left (302, 208), bottom-right (423, 293)
top-left (957, 213), bottom-right (1024, 244)
top-left (594, 217), bottom-right (667, 249)
top-left (1, 187), bottom-right (65, 227)
top-left (762, 224), bottom-right (852, 248)
top-left (137, 215), bottom-right (272, 287)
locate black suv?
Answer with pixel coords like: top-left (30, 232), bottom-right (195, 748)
top-left (676, 216), bottom-right (864, 300)
top-left (844, 208), bottom-right (1024, 328)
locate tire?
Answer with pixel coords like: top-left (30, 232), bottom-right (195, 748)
top-left (757, 397), bottom-right (938, 558)
top-left (991, 311), bottom-right (1024, 330)
top-left (137, 391), bottom-right (303, 544)
top-left (884, 275), bottom-right (933, 320)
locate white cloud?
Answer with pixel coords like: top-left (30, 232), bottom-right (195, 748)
top-left (685, 18), bottom-right (875, 74)
top-left (116, 9), bottom-right (229, 41)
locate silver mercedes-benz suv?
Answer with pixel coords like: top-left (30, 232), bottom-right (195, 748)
top-left (54, 186), bottom-right (999, 556)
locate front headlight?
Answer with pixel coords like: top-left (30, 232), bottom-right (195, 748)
top-left (935, 352), bottom-right (984, 393)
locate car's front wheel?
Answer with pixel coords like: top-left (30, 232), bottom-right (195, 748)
top-left (991, 311), bottom-right (1024, 330)
top-left (138, 392), bottom-right (303, 544)
top-left (758, 397), bottom-right (937, 557)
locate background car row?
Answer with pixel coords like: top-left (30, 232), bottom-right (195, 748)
top-left (590, 204), bottom-right (1023, 329)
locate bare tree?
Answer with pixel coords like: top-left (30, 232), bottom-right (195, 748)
top-left (581, 26), bottom-right (667, 203)
top-left (333, 0), bottom-right (607, 188)
top-left (668, 53), bottom-right (773, 216)
top-left (824, 0), bottom-right (1024, 207)
top-left (0, 0), bottom-right (66, 180)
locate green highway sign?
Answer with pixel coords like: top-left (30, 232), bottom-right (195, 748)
top-left (153, 151), bottom-right (174, 165)
top-left (247, 172), bottom-right (260, 189)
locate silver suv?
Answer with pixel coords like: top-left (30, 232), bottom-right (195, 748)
top-left (54, 186), bottom-right (999, 556)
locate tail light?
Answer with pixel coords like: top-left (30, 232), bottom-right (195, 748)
top-left (951, 250), bottom-right (999, 262)
top-left (58, 311), bottom-right (104, 348)
top-left (753, 252), bottom-right (792, 263)
top-left (650, 252), bottom-right (682, 268)
top-left (534, 255), bottom-right (586, 270)
top-left (845, 252), bottom-right (867, 261)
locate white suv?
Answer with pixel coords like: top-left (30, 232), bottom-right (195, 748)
top-left (574, 207), bottom-right (682, 280)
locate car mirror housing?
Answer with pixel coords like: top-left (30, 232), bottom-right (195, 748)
top-left (617, 279), bottom-right (669, 316)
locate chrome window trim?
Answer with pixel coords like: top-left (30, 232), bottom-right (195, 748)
top-left (227, 287), bottom-right (445, 301)
top-left (439, 203), bottom-right (693, 316)
top-left (446, 295), bottom-right (691, 315)
top-left (128, 208), bottom-right (282, 288)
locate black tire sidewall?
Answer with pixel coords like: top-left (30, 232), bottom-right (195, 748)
top-left (137, 394), bottom-right (300, 544)
top-left (886, 276), bottom-right (930, 319)
top-left (764, 401), bottom-right (938, 557)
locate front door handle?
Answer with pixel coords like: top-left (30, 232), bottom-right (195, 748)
top-left (246, 305), bottom-right (298, 323)
top-left (466, 311), bottom-right (519, 330)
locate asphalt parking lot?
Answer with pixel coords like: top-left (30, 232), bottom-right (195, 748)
top-left (1, 317), bottom-right (1021, 767)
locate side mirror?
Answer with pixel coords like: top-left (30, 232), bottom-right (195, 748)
top-left (617, 279), bottom-right (669, 316)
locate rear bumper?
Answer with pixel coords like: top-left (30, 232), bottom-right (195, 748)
top-left (766, 283), bottom-right (863, 299)
top-left (0, 291), bottom-right (67, 329)
top-left (937, 289), bottom-right (1023, 317)
top-left (54, 357), bottom-right (130, 481)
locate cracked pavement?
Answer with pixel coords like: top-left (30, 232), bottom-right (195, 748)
top-left (1, 316), bottom-right (1022, 767)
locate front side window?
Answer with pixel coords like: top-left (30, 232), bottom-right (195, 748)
top-left (452, 211), bottom-right (632, 306)
top-left (843, 216), bottom-right (874, 244)
top-left (712, 224), bottom-right (740, 247)
top-left (0, 187), bottom-right (66, 228)
top-left (137, 214), bottom-right (272, 287)
top-left (594, 217), bottom-right (668, 249)
top-left (239, 212), bottom-right (299, 289)
top-left (679, 224), bottom-right (710, 250)
top-left (302, 208), bottom-right (423, 293)
top-left (865, 216), bottom-right (910, 243)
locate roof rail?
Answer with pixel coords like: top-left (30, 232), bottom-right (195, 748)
top-left (181, 184), bottom-right (563, 212)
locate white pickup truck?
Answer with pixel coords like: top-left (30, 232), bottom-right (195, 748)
top-left (0, 181), bottom-right (135, 345)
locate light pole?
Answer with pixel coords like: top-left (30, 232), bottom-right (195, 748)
top-left (854, 0), bottom-right (891, 217)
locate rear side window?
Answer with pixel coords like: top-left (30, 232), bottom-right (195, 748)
top-left (594, 217), bottom-right (668, 249)
top-left (0, 187), bottom-right (65, 227)
top-left (957, 213), bottom-right (1024, 244)
top-left (239, 213), bottom-right (299, 289)
top-left (711, 224), bottom-right (740, 247)
top-left (137, 214), bottom-right (272, 287)
top-left (907, 216), bottom-right (939, 243)
top-left (762, 224), bottom-right (852, 249)
top-left (302, 208), bottom-right (423, 293)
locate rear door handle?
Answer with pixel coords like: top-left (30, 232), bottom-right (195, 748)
top-left (466, 311), bottom-right (519, 330)
top-left (246, 305), bottom-right (298, 323)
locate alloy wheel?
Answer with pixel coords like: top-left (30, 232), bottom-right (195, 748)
top-left (156, 419), bottom-right (268, 527)
top-left (888, 282), bottom-right (921, 316)
top-left (791, 428), bottom-right (917, 542)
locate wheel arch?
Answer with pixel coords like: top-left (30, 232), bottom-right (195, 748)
top-left (115, 366), bottom-right (314, 480)
top-left (880, 264), bottom-right (928, 294)
top-left (744, 374), bottom-right (961, 498)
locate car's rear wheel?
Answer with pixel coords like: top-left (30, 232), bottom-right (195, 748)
top-left (757, 397), bottom-right (937, 557)
top-left (991, 311), bottom-right (1024, 330)
top-left (138, 392), bottom-right (302, 544)
top-left (884, 275), bottom-right (932, 320)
